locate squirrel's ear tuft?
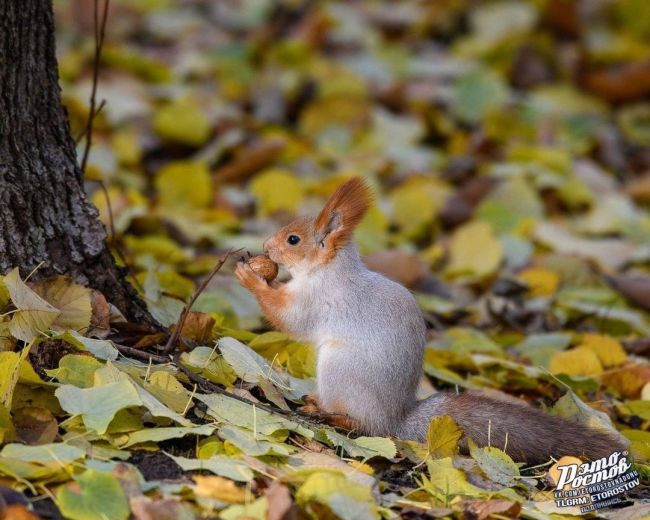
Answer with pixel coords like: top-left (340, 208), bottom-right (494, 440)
top-left (314, 177), bottom-right (372, 245)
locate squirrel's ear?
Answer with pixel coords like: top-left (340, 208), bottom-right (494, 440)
top-left (314, 177), bottom-right (372, 245)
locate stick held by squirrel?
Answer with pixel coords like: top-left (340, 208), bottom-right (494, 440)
top-left (236, 177), bottom-right (626, 464)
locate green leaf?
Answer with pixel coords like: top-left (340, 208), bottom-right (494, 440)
top-left (52, 331), bottom-right (119, 361)
top-left (4, 268), bottom-right (60, 342)
top-left (427, 415), bottom-right (463, 459)
top-left (322, 430), bottom-right (396, 460)
top-left (296, 471), bottom-right (379, 520)
top-left (1, 442), bottom-right (85, 465)
top-left (219, 336), bottom-right (314, 404)
top-left (153, 97), bottom-right (211, 146)
top-left (55, 381), bottom-right (142, 434)
top-left (155, 161), bottom-right (212, 209)
top-left (452, 71), bottom-right (508, 124)
top-left (46, 354), bottom-right (103, 388)
top-left (180, 346), bottom-right (237, 387)
top-left (166, 453), bottom-right (253, 482)
top-left (468, 439), bottom-right (520, 487)
top-left (220, 497), bottom-right (268, 520)
top-left (56, 469), bottom-right (129, 520)
top-left (120, 424), bottom-right (216, 448)
top-left (195, 393), bottom-right (313, 438)
top-left (218, 424), bottom-right (291, 456)
top-left (552, 390), bottom-right (620, 437)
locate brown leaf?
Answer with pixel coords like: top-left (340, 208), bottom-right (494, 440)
top-left (214, 138), bottom-right (285, 185)
top-left (605, 274), bottom-right (650, 311)
top-left (2, 504), bottom-right (40, 520)
top-left (132, 332), bottom-right (168, 349)
top-left (13, 406), bottom-right (58, 445)
top-left (88, 290), bottom-right (111, 338)
top-left (130, 496), bottom-right (188, 520)
top-left (363, 250), bottom-right (428, 288)
top-left (603, 363), bottom-right (650, 399)
top-left (264, 481), bottom-right (293, 520)
top-left (460, 499), bottom-right (521, 520)
top-left (625, 174), bottom-right (650, 204)
top-left (178, 311), bottom-right (215, 344)
top-left (581, 61), bottom-right (650, 103)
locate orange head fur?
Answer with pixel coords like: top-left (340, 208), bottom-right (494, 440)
top-left (263, 177), bottom-right (373, 273)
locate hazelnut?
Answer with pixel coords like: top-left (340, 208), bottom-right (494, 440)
top-left (247, 255), bottom-right (278, 282)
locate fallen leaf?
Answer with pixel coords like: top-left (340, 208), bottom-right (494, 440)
top-left (31, 276), bottom-right (92, 333)
top-left (4, 269), bottom-right (60, 342)
top-left (446, 220), bottom-right (503, 279)
top-left (548, 347), bottom-right (603, 377)
top-left (193, 475), bottom-right (249, 503)
top-left (579, 333), bottom-right (627, 367)
top-left (153, 97), bottom-right (211, 146)
top-left (13, 407), bottom-right (58, 445)
top-left (427, 415), bottom-right (463, 459)
top-left (56, 469), bottom-right (129, 520)
top-left (517, 268), bottom-right (560, 297)
top-left (249, 169), bottom-right (304, 216)
top-left (460, 499), bottom-right (521, 519)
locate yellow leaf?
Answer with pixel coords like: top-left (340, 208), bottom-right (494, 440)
top-left (4, 269), bottom-right (60, 342)
top-left (548, 456), bottom-right (584, 489)
top-left (389, 177), bottom-right (449, 237)
top-left (111, 129), bottom-right (142, 166)
top-left (125, 235), bottom-right (186, 264)
top-left (31, 276), bottom-right (92, 333)
top-left (0, 278), bottom-right (9, 308)
top-left (427, 415), bottom-right (463, 459)
top-left (446, 220), bottom-right (503, 279)
top-left (193, 475), bottom-right (248, 503)
top-left (296, 471), bottom-right (379, 519)
top-left (549, 347), bottom-right (604, 377)
top-left (348, 460), bottom-right (374, 475)
top-left (518, 268), bottom-right (560, 297)
top-left (144, 371), bottom-right (192, 414)
top-left (579, 333), bottom-right (627, 367)
top-left (250, 169), bottom-right (304, 216)
top-left (153, 97), bottom-right (211, 146)
top-left (155, 161), bottom-right (212, 209)
top-left (0, 348), bottom-right (30, 409)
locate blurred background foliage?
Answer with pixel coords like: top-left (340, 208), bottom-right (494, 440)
top-left (52, 0), bottom-right (650, 381)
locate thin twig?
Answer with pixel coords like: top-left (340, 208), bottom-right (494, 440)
top-left (161, 249), bottom-right (240, 354)
top-left (114, 343), bottom-right (168, 364)
top-left (79, 0), bottom-right (110, 174)
top-left (75, 99), bottom-right (106, 144)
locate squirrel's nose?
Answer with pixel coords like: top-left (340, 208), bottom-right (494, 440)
top-left (262, 239), bottom-right (270, 254)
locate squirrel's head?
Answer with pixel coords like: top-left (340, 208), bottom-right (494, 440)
top-left (263, 177), bottom-right (372, 274)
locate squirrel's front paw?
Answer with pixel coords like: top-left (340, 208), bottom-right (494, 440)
top-left (235, 261), bottom-right (266, 290)
top-left (298, 393), bottom-right (320, 415)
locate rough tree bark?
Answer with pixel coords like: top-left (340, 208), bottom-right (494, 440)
top-left (0, 0), bottom-right (155, 326)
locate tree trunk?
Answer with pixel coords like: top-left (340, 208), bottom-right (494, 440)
top-left (0, 0), bottom-right (155, 326)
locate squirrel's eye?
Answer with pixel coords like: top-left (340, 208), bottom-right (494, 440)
top-left (287, 235), bottom-right (301, 245)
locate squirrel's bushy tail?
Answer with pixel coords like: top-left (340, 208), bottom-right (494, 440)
top-left (395, 391), bottom-right (627, 464)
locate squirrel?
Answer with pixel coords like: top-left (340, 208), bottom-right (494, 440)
top-left (235, 177), bottom-right (626, 464)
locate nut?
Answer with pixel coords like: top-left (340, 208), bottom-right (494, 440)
top-left (247, 255), bottom-right (278, 282)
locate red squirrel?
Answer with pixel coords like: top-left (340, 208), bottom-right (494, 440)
top-left (236, 177), bottom-right (626, 464)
